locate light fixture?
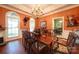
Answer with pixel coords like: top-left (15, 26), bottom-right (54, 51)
top-left (31, 6), bottom-right (44, 18)
top-left (23, 16), bottom-right (29, 26)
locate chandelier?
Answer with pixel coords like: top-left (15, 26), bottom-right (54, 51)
top-left (31, 6), bottom-right (44, 18)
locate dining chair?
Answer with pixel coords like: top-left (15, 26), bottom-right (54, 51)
top-left (49, 34), bottom-right (59, 54)
top-left (56, 32), bottom-right (75, 54)
top-left (22, 30), bottom-right (29, 51)
top-left (22, 31), bottom-right (35, 53)
top-left (31, 40), bottom-right (47, 54)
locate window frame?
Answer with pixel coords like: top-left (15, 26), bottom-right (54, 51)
top-left (6, 11), bottom-right (20, 38)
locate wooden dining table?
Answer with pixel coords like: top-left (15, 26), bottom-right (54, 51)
top-left (32, 31), bottom-right (57, 46)
top-left (39, 35), bottom-right (53, 46)
top-left (32, 32), bottom-right (58, 53)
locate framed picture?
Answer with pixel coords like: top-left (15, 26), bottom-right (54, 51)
top-left (40, 21), bottom-right (46, 28)
top-left (67, 16), bottom-right (78, 27)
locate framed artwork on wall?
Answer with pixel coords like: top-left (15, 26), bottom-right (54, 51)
top-left (67, 16), bottom-right (78, 27)
top-left (40, 21), bottom-right (47, 28)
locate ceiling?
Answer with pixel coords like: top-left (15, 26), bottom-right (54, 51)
top-left (0, 4), bottom-right (79, 18)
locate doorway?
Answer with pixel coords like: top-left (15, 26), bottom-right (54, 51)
top-left (52, 17), bottom-right (64, 35)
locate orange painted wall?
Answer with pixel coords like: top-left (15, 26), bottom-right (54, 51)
top-left (35, 18), bottom-right (40, 29)
top-left (0, 7), bottom-right (30, 30)
top-left (0, 7), bottom-right (30, 42)
top-left (36, 6), bottom-right (79, 30)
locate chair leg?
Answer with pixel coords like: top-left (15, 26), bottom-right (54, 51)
top-left (67, 46), bottom-right (72, 54)
top-left (37, 41), bottom-right (40, 53)
top-left (53, 43), bottom-right (59, 53)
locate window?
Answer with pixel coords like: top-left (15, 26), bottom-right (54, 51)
top-left (29, 18), bottom-right (35, 32)
top-left (6, 12), bottom-right (20, 38)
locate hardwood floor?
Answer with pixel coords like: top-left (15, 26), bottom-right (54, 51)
top-left (0, 40), bottom-right (26, 54)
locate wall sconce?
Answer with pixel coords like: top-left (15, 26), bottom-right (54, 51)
top-left (23, 16), bottom-right (29, 26)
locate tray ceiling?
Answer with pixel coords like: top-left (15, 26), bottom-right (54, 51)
top-left (0, 4), bottom-right (79, 18)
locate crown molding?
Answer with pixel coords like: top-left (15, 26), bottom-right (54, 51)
top-left (0, 4), bottom-right (31, 16)
top-left (41, 4), bottom-right (79, 18)
top-left (0, 4), bottom-right (79, 18)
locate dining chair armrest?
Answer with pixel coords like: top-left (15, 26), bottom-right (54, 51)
top-left (55, 37), bottom-right (67, 46)
top-left (56, 37), bottom-right (67, 41)
top-left (57, 36), bottom-right (66, 40)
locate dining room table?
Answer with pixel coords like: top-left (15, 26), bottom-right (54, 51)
top-left (32, 31), bottom-right (59, 53)
top-left (39, 35), bottom-right (53, 46)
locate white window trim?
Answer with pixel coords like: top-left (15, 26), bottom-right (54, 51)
top-left (5, 11), bottom-right (20, 39)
